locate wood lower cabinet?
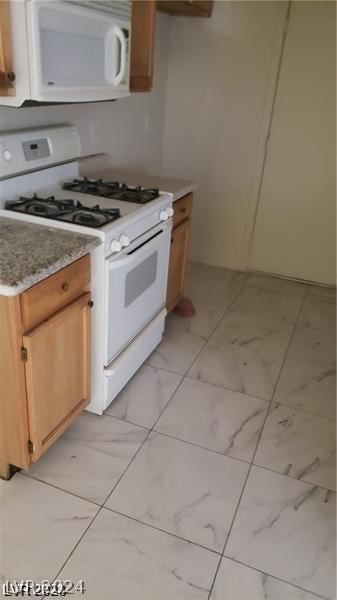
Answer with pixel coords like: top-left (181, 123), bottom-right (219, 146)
top-left (0, 255), bottom-right (91, 479)
top-left (166, 194), bottom-right (193, 313)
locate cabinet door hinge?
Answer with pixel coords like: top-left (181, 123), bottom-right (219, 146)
top-left (21, 346), bottom-right (28, 361)
top-left (27, 440), bottom-right (34, 453)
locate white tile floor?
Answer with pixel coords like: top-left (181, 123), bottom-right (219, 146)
top-left (1, 263), bottom-right (336, 600)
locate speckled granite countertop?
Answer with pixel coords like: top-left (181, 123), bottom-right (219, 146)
top-left (0, 217), bottom-right (101, 296)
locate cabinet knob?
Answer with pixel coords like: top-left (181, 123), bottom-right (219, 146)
top-left (180, 207), bottom-right (186, 213)
top-left (88, 300), bottom-right (94, 308)
top-left (61, 282), bottom-right (69, 292)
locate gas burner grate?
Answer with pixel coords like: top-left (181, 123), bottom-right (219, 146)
top-left (5, 194), bottom-right (121, 228)
top-left (62, 178), bottom-right (160, 204)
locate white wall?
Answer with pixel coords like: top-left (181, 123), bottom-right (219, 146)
top-left (0, 14), bottom-right (170, 174)
top-left (160, 1), bottom-right (286, 270)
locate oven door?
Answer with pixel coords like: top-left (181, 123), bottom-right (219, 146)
top-left (105, 220), bottom-right (171, 365)
top-left (26, 0), bottom-right (130, 102)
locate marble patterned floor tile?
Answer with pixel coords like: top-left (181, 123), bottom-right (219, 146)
top-left (247, 273), bottom-right (307, 298)
top-left (297, 297), bottom-right (336, 332)
top-left (105, 432), bottom-right (248, 552)
top-left (210, 557), bottom-right (323, 600)
top-left (59, 508), bottom-right (219, 599)
top-left (105, 365), bottom-right (182, 428)
top-left (231, 286), bottom-right (302, 323)
top-left (184, 265), bottom-right (247, 307)
top-left (0, 473), bottom-right (97, 583)
top-left (188, 311), bottom-right (292, 400)
top-left (287, 327), bottom-right (336, 367)
top-left (225, 466), bottom-right (336, 598)
top-left (147, 328), bottom-right (205, 374)
top-left (166, 302), bottom-right (226, 340)
top-left (24, 413), bottom-right (149, 504)
top-left (307, 284), bottom-right (336, 304)
top-left (184, 277), bottom-right (242, 308)
top-left (254, 403), bottom-right (336, 491)
top-left (211, 311), bottom-right (293, 357)
top-left (273, 359), bottom-right (336, 419)
top-left (155, 378), bottom-right (268, 461)
top-left (190, 262), bottom-right (248, 287)
top-left (188, 342), bottom-right (284, 401)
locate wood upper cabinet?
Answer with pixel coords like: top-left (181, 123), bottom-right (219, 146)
top-left (130, 0), bottom-right (156, 92)
top-left (166, 194), bottom-right (193, 313)
top-left (157, 1), bottom-right (213, 17)
top-left (0, 255), bottom-right (91, 480)
top-left (0, 0), bottom-right (15, 94)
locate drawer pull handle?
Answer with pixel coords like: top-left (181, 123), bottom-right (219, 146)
top-left (180, 207), bottom-right (186, 213)
top-left (61, 282), bottom-right (70, 292)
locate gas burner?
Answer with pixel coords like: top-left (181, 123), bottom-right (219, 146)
top-left (62, 178), bottom-right (160, 204)
top-left (5, 194), bottom-right (121, 228)
top-left (6, 194), bottom-right (76, 216)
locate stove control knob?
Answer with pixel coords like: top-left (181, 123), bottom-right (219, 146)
top-left (110, 239), bottom-right (122, 253)
top-left (159, 210), bottom-right (169, 221)
top-left (166, 207), bottom-right (174, 217)
top-left (3, 149), bottom-right (11, 161)
top-left (119, 234), bottom-right (130, 247)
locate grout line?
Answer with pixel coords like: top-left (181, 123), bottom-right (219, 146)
top-left (184, 371), bottom-right (273, 401)
top-left (46, 428), bottom-right (156, 592)
top-left (100, 428), bottom-right (153, 507)
top-left (102, 506), bottom-right (222, 556)
top-left (267, 398), bottom-right (336, 422)
top-left (49, 503), bottom-right (104, 591)
top-left (103, 411), bottom-right (152, 430)
top-left (150, 428), bottom-right (253, 466)
top-left (219, 556), bottom-right (331, 600)
top-left (246, 461), bottom-right (336, 494)
top-left (20, 471), bottom-right (102, 507)
top-left (185, 278), bottom-right (249, 376)
top-left (104, 366), bottom-right (183, 429)
top-left (101, 412), bottom-right (150, 431)
top-left (207, 289), bottom-right (309, 598)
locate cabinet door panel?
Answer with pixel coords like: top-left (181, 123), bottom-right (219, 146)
top-left (166, 219), bottom-right (191, 313)
top-left (23, 293), bottom-right (91, 461)
top-left (130, 0), bottom-right (156, 92)
top-left (0, 0), bottom-right (15, 94)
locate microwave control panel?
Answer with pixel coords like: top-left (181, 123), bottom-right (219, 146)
top-left (22, 138), bottom-right (51, 162)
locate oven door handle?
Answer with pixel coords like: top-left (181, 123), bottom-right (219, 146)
top-left (108, 221), bottom-right (171, 270)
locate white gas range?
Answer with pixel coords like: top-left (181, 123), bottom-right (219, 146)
top-left (0, 125), bottom-right (173, 414)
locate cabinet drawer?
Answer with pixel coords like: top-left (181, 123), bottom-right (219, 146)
top-left (21, 254), bottom-right (90, 331)
top-left (173, 193), bottom-right (193, 228)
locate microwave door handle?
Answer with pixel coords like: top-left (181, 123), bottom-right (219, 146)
top-left (113, 26), bottom-right (127, 86)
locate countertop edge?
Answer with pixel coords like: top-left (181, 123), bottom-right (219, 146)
top-left (171, 183), bottom-right (198, 201)
top-left (1, 239), bottom-right (100, 297)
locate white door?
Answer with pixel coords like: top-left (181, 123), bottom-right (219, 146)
top-left (248, 1), bottom-right (336, 285)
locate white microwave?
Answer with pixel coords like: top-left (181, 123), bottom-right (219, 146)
top-left (1, 0), bottom-right (131, 106)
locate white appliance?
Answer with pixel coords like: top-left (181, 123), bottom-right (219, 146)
top-left (1, 0), bottom-right (131, 106)
top-left (0, 125), bottom-right (173, 414)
